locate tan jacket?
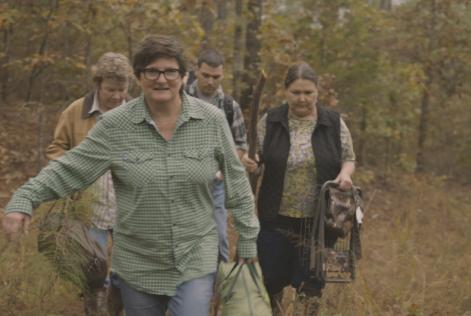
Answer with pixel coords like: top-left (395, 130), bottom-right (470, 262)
top-left (46, 92), bottom-right (98, 160)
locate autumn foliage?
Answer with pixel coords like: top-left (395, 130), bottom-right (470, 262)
top-left (0, 0), bottom-right (470, 315)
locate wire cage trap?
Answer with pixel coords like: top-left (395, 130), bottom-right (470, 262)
top-left (322, 222), bottom-right (360, 283)
top-left (310, 181), bottom-right (363, 283)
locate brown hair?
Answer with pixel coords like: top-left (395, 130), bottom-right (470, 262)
top-left (132, 34), bottom-right (187, 78)
top-left (197, 48), bottom-right (225, 68)
top-left (284, 62), bottom-right (318, 89)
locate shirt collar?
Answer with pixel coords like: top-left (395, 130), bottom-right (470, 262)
top-left (188, 80), bottom-right (224, 101)
top-left (268, 102), bottom-right (332, 127)
top-left (129, 93), bottom-right (205, 125)
top-left (89, 90), bottom-right (127, 115)
top-left (89, 91), bottom-right (102, 115)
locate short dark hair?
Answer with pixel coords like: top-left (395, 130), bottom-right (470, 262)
top-left (197, 48), bottom-right (225, 68)
top-left (284, 62), bottom-right (318, 89)
top-left (132, 34), bottom-right (187, 78)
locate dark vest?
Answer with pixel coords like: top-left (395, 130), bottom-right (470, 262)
top-left (258, 103), bottom-right (342, 224)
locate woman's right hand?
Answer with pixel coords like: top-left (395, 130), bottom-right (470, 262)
top-left (240, 152), bottom-right (259, 173)
top-left (2, 212), bottom-right (30, 241)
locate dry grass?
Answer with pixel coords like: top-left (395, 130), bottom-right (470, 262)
top-left (0, 207), bottom-right (84, 315)
top-left (0, 176), bottom-right (471, 316)
top-left (1, 107), bottom-right (470, 315)
top-left (1, 174), bottom-right (470, 315)
top-left (226, 172), bottom-right (471, 316)
top-left (315, 173), bottom-right (471, 316)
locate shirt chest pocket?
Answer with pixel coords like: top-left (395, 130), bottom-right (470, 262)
top-left (183, 149), bottom-right (217, 184)
top-left (118, 152), bottom-right (159, 186)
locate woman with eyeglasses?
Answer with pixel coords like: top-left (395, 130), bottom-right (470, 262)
top-left (3, 34), bottom-right (260, 316)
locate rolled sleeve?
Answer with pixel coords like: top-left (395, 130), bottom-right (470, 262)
top-left (340, 118), bottom-right (356, 162)
top-left (256, 114), bottom-right (268, 156)
top-left (230, 100), bottom-right (248, 151)
top-left (216, 113), bottom-right (259, 258)
top-left (6, 120), bottom-right (112, 215)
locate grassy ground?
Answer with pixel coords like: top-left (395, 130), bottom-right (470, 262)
top-left (316, 173), bottom-right (471, 316)
top-left (228, 172), bottom-right (471, 316)
top-left (0, 221), bottom-right (85, 316)
top-left (1, 106), bottom-right (470, 315)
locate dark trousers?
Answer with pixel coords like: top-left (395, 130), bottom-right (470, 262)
top-left (257, 216), bottom-right (324, 297)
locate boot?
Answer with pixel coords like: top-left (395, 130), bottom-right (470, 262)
top-left (96, 288), bottom-right (108, 315)
top-left (83, 288), bottom-right (108, 316)
top-left (293, 293), bottom-right (321, 316)
top-left (83, 289), bottom-right (97, 316)
top-left (270, 291), bottom-right (285, 316)
top-left (107, 283), bottom-right (124, 316)
top-left (293, 293), bottom-right (307, 316)
top-left (304, 296), bottom-right (321, 316)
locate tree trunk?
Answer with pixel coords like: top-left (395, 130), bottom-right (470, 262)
top-left (232, 0), bottom-right (243, 101)
top-left (0, 0), bottom-right (19, 104)
top-left (84, 1), bottom-right (96, 87)
top-left (25, 0), bottom-right (59, 102)
top-left (84, 35), bottom-right (93, 88)
top-left (1, 25), bottom-right (12, 103)
top-left (415, 0), bottom-right (437, 173)
top-left (37, 105), bottom-right (45, 171)
top-left (380, 0), bottom-right (392, 11)
top-left (356, 106), bottom-right (368, 166)
top-left (216, 0), bottom-right (227, 20)
top-left (240, 0), bottom-right (263, 110)
top-left (416, 70), bottom-right (433, 173)
top-left (198, 1), bottom-right (215, 50)
top-left (121, 21), bottom-right (133, 62)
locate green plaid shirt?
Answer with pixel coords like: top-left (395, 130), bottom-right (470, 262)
top-left (6, 93), bottom-right (259, 296)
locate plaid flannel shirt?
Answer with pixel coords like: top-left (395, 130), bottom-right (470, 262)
top-left (186, 81), bottom-right (248, 151)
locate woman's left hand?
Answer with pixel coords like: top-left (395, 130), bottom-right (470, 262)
top-left (334, 161), bottom-right (355, 190)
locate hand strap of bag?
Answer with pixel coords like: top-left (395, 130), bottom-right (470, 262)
top-left (223, 262), bottom-right (265, 298)
top-left (246, 263), bottom-right (264, 294)
top-left (232, 263), bottom-right (264, 316)
top-left (224, 262), bottom-right (245, 298)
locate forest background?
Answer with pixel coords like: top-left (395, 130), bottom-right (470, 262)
top-left (0, 0), bottom-right (470, 315)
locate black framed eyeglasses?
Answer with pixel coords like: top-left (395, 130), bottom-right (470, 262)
top-left (141, 68), bottom-right (181, 81)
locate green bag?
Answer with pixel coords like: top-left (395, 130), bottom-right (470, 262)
top-left (216, 262), bottom-right (272, 316)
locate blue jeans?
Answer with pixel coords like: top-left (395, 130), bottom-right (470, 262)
top-left (213, 179), bottom-right (229, 262)
top-left (88, 227), bottom-right (112, 287)
top-left (88, 227), bottom-right (110, 254)
top-left (112, 272), bottom-right (215, 316)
